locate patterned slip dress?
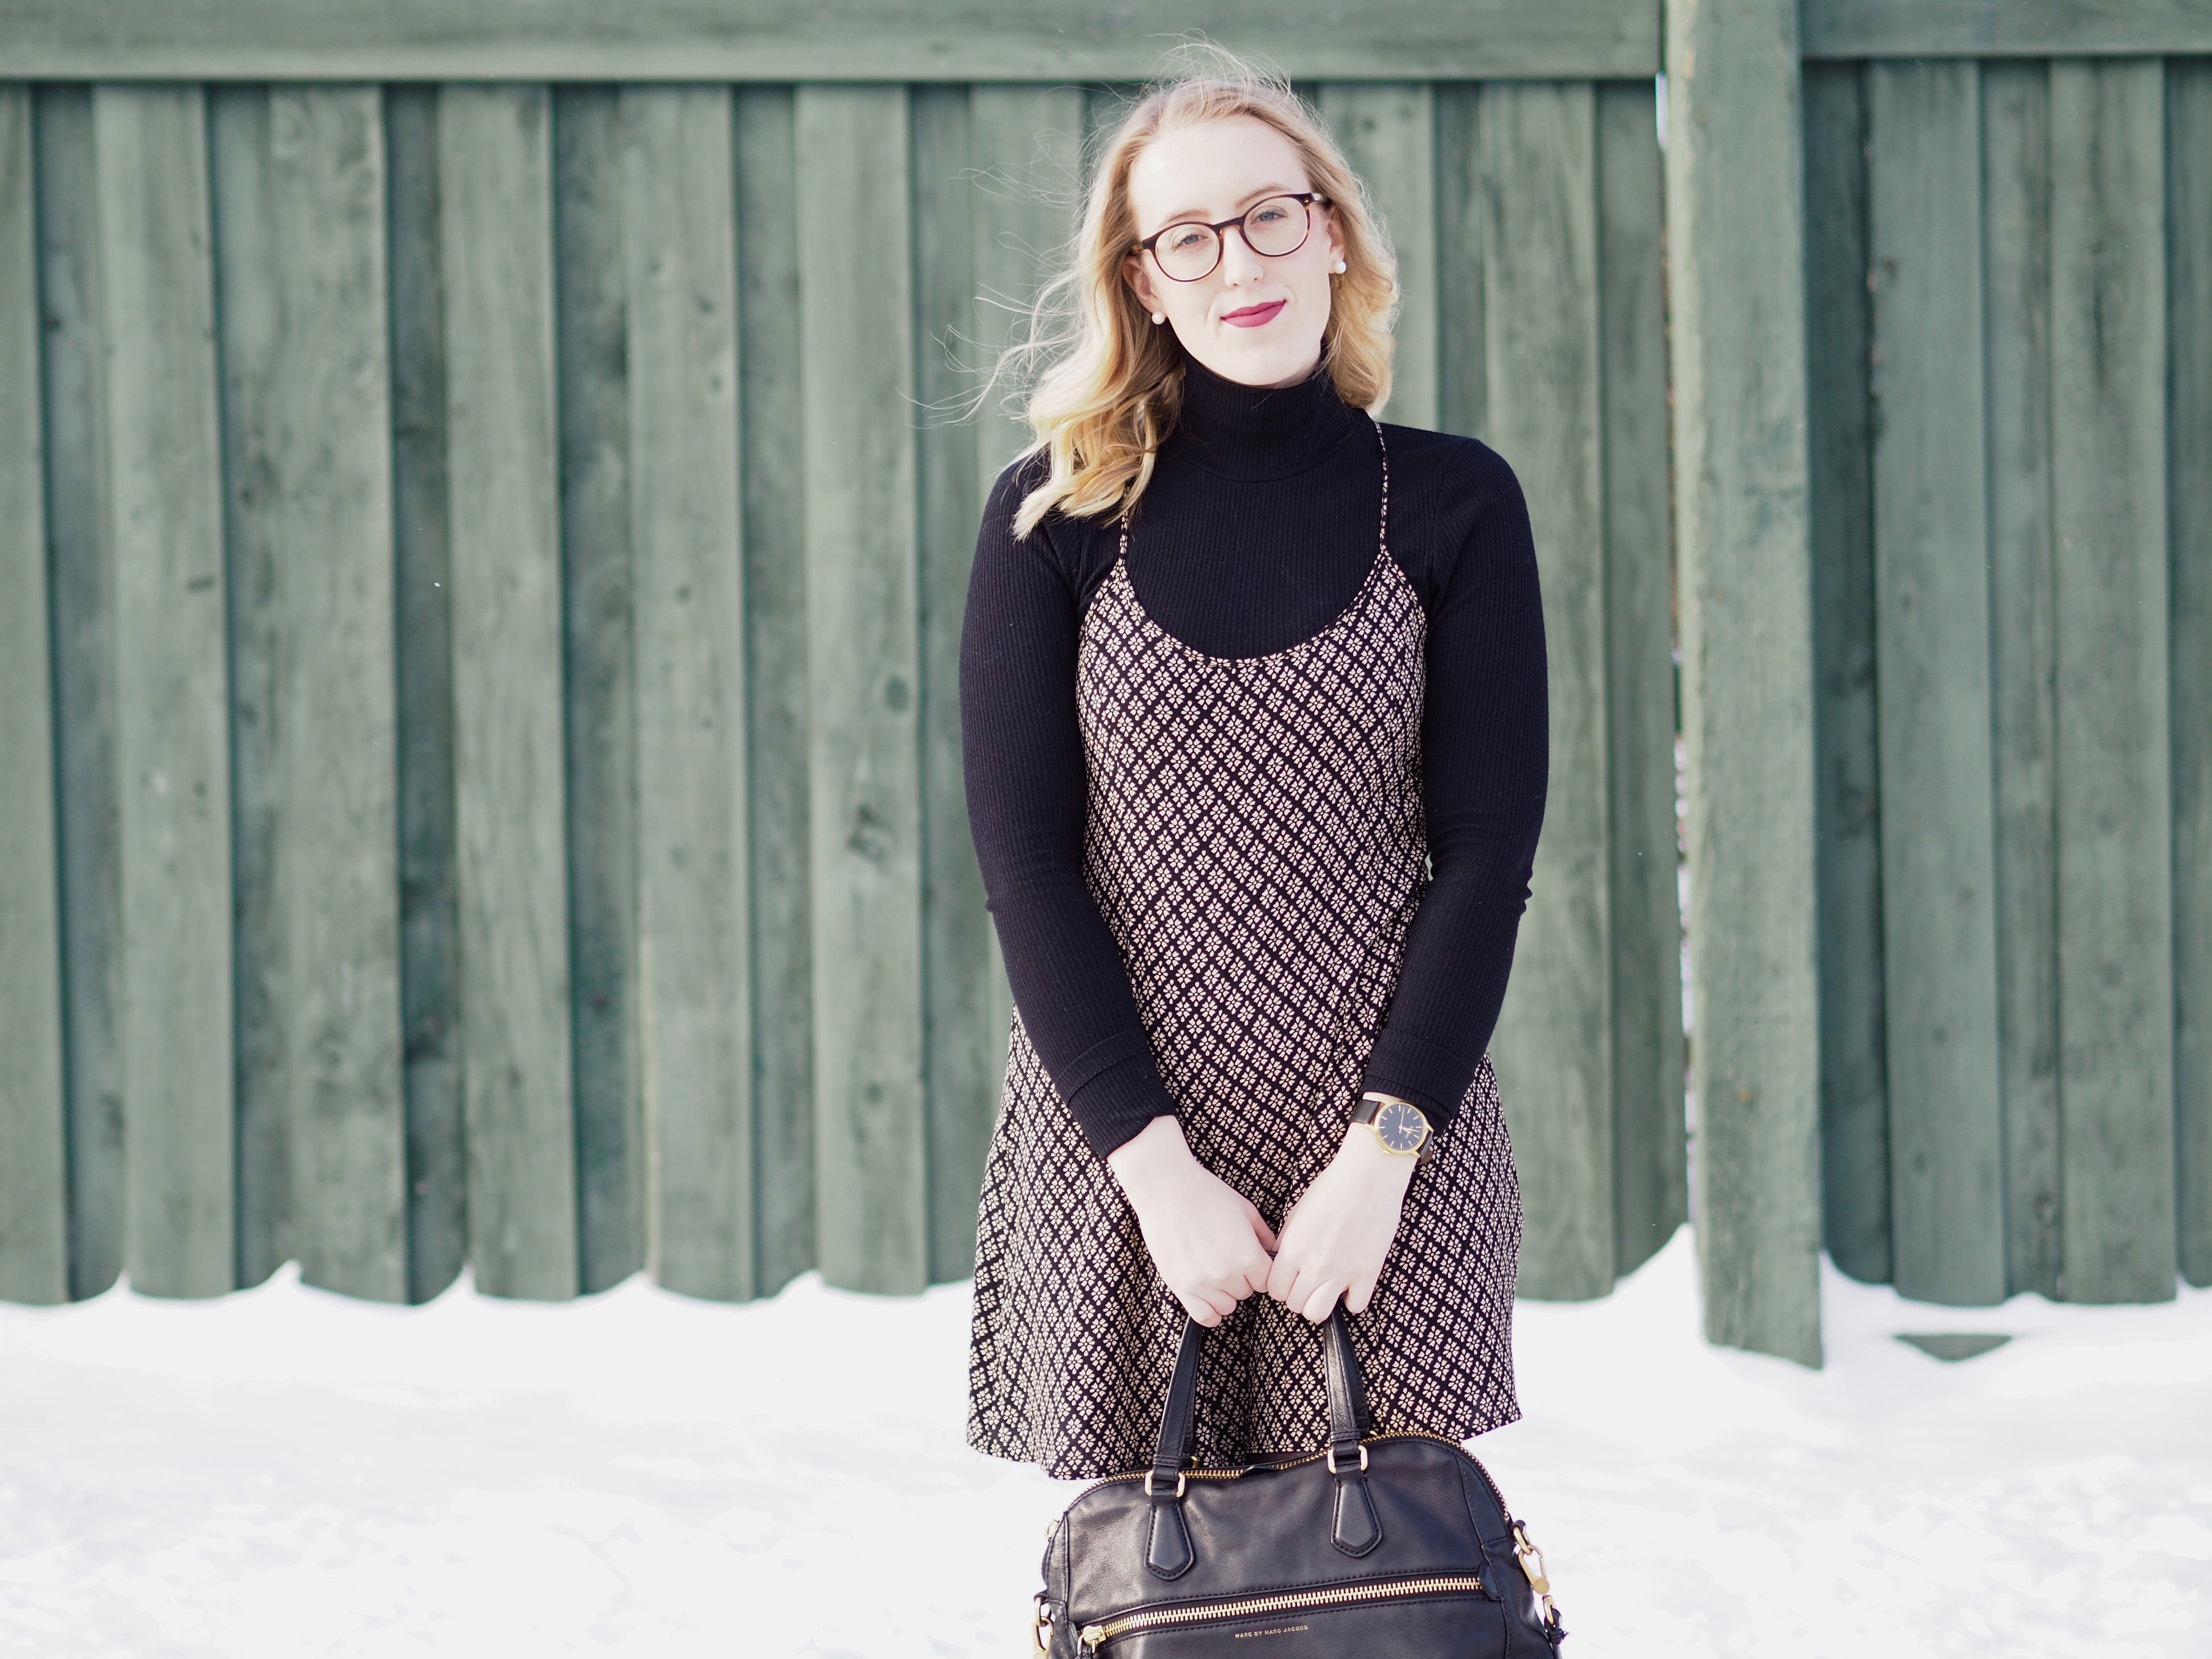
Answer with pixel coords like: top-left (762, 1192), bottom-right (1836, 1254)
top-left (966, 421), bottom-right (1523, 1481)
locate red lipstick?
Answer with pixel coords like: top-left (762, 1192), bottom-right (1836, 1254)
top-left (1222, 300), bottom-right (1286, 328)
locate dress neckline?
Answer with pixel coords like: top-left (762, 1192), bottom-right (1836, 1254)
top-left (1103, 417), bottom-right (1395, 667)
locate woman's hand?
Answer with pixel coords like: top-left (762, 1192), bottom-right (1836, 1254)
top-left (1265, 1126), bottom-right (1418, 1322)
top-left (1106, 1116), bottom-right (1280, 1327)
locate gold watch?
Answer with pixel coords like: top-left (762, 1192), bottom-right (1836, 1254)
top-left (1350, 1091), bottom-right (1433, 1160)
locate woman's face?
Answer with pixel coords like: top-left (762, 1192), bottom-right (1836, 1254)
top-left (1122, 115), bottom-right (1345, 390)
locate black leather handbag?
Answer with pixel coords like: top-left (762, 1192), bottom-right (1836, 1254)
top-left (1031, 1307), bottom-right (1566, 1656)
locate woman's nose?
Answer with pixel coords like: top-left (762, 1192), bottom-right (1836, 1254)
top-left (1218, 226), bottom-right (1269, 283)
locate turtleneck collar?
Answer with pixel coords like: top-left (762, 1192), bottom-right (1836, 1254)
top-left (1166, 351), bottom-right (1365, 481)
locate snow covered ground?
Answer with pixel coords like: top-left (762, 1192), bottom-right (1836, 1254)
top-left (2, 1230), bottom-right (2207, 1658)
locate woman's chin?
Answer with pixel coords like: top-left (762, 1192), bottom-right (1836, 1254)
top-left (1188, 334), bottom-right (1324, 390)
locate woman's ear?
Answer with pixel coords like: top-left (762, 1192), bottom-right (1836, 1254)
top-left (1323, 206), bottom-right (1347, 268)
top-left (1122, 252), bottom-right (1159, 315)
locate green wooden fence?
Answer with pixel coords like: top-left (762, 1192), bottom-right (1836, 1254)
top-left (1804, 47), bottom-right (2212, 1308)
top-left (1, 1), bottom-right (2207, 1368)
top-left (0, 9), bottom-right (1685, 1317)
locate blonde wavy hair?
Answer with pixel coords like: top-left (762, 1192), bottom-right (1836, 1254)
top-left (1003, 50), bottom-right (1399, 538)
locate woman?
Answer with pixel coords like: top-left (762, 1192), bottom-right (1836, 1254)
top-left (961, 56), bottom-right (1549, 1483)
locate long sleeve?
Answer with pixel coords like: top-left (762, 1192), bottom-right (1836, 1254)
top-left (959, 463), bottom-right (1180, 1160)
top-left (1358, 458), bottom-right (1550, 1126)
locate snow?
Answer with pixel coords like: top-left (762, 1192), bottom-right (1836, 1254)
top-left (3, 1231), bottom-right (2208, 1658)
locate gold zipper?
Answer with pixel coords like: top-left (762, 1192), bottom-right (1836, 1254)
top-left (1077, 1572), bottom-right (1488, 1652)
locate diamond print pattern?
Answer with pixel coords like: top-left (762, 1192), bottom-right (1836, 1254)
top-left (967, 425), bottom-right (1522, 1480)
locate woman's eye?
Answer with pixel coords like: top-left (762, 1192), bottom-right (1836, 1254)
top-left (1251, 205), bottom-right (1289, 225)
top-left (1167, 227), bottom-right (1210, 252)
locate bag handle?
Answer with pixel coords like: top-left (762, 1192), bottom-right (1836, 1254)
top-left (1140, 1302), bottom-right (1382, 1577)
top-left (1148, 1301), bottom-right (1373, 1488)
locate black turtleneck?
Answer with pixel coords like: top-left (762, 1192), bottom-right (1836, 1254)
top-left (959, 356), bottom-right (1549, 1160)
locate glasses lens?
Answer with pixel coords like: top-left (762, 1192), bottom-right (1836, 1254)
top-left (1243, 196), bottom-right (1311, 257)
top-left (1154, 222), bottom-right (1221, 281)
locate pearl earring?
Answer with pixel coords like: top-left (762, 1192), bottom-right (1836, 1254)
top-left (1150, 311), bottom-right (1166, 324)
top-left (1333, 259), bottom-right (1347, 274)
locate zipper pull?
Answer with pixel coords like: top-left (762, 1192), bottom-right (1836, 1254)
top-left (1079, 1623), bottom-right (1106, 1654)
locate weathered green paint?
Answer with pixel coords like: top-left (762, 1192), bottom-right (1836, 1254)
top-left (1665, 0), bottom-right (1824, 1365)
top-left (2172, 58), bottom-right (2212, 1291)
top-left (385, 84), bottom-right (468, 1304)
top-left (1433, 85), bottom-right (1486, 442)
top-left (95, 84), bottom-right (237, 1298)
top-left (438, 83), bottom-right (580, 1300)
top-left (1802, 60), bottom-right (1890, 1288)
top-left (1480, 79), bottom-right (1613, 1300)
top-left (734, 84), bottom-right (815, 1297)
top-left (1982, 59), bottom-right (2064, 1300)
top-left (1804, 0), bottom-right (2212, 60)
top-left (0, 1), bottom-right (1664, 82)
top-left (1866, 60), bottom-right (2005, 1308)
top-left (798, 84), bottom-right (929, 1296)
top-left (912, 85), bottom-right (987, 1285)
top-left (968, 85), bottom-right (1082, 499)
top-left (208, 85), bottom-right (292, 1291)
top-left (265, 84), bottom-right (409, 1301)
top-left (35, 84), bottom-right (124, 1305)
top-left (552, 85), bottom-right (644, 1297)
top-left (1596, 77), bottom-right (1684, 1277)
top-left (0, 83), bottom-right (69, 1308)
top-left (2050, 57), bottom-right (2175, 1305)
top-left (1322, 83), bottom-right (1436, 431)
top-left (624, 84), bottom-right (755, 1302)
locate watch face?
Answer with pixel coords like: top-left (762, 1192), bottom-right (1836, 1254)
top-left (1374, 1100), bottom-right (1430, 1154)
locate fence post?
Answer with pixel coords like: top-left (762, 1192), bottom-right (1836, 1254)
top-left (1664, 0), bottom-right (1825, 1365)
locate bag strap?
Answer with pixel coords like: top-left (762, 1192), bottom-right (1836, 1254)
top-left (1149, 1302), bottom-right (1372, 1484)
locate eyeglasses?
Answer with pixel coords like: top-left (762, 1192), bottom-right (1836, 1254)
top-left (1133, 192), bottom-right (1328, 283)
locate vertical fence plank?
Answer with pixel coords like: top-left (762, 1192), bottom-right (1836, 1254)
top-left (623, 84), bottom-right (752, 1301)
top-left (265, 84), bottom-right (409, 1302)
top-left (1434, 84), bottom-right (1486, 443)
top-left (1866, 60), bottom-right (2006, 1307)
top-left (1802, 60), bottom-right (1890, 1286)
top-left (0, 84), bottom-right (68, 1307)
top-left (439, 83), bottom-right (579, 1300)
top-left (1321, 83), bottom-right (1436, 429)
top-left (1596, 77), bottom-right (1684, 1277)
top-left (1480, 80), bottom-right (1613, 1299)
top-left (1983, 59), bottom-right (2064, 1299)
top-left (94, 84), bottom-right (236, 1297)
top-left (552, 85), bottom-right (643, 1295)
top-left (911, 84), bottom-right (987, 1284)
top-left (385, 85), bottom-right (466, 1303)
top-left (968, 85), bottom-right (1082, 494)
top-left (797, 84), bottom-right (928, 1296)
top-left (35, 86), bottom-right (123, 1303)
top-left (208, 86), bottom-right (293, 1291)
top-left (735, 85), bottom-right (813, 1296)
top-left (2050, 57), bottom-right (2175, 1304)
top-left (2166, 57), bottom-right (2212, 1290)
top-left (1666, 0), bottom-right (1825, 1364)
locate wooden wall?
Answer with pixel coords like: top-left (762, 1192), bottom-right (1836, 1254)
top-left (1805, 52), bottom-right (2212, 1306)
top-left (0, 72), bottom-right (1682, 1309)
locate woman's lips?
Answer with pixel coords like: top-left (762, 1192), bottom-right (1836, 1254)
top-left (1221, 300), bottom-right (1286, 328)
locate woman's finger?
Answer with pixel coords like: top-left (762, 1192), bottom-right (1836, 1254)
top-left (1180, 1293), bottom-right (1221, 1327)
top-left (1345, 1276), bottom-right (1377, 1316)
top-left (1300, 1279), bottom-right (1346, 1324)
top-left (1242, 1199), bottom-right (1281, 1254)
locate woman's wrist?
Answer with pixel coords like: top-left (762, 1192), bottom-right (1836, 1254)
top-left (1105, 1112), bottom-right (1196, 1201)
top-left (1336, 1122), bottom-right (1420, 1192)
